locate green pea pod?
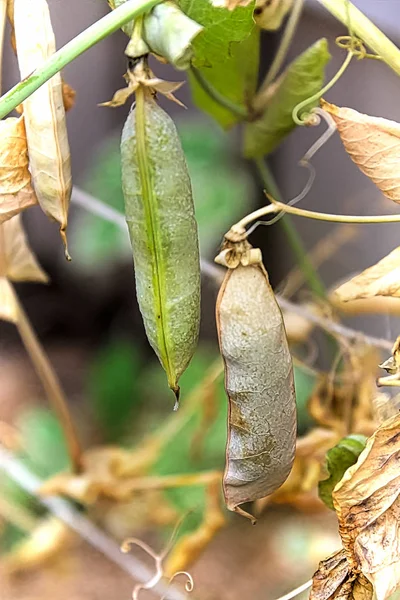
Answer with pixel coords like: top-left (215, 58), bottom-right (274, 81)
top-left (121, 88), bottom-right (201, 403)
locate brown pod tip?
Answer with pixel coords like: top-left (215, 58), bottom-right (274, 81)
top-left (172, 385), bottom-right (180, 411)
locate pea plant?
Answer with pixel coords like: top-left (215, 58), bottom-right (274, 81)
top-left (2, 0), bottom-right (400, 598)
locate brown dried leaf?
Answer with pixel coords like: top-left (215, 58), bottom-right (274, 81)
top-left (0, 117), bottom-right (38, 223)
top-left (14, 0), bottom-right (72, 251)
top-left (321, 100), bottom-right (400, 204)
top-left (333, 413), bottom-right (400, 600)
top-left (0, 215), bottom-right (48, 283)
top-left (0, 276), bottom-right (17, 322)
top-left (311, 549), bottom-right (373, 600)
top-left (334, 247), bottom-right (400, 303)
top-left (62, 80), bottom-right (76, 112)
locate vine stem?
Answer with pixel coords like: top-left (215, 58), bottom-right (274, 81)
top-left (316, 0), bottom-right (400, 77)
top-left (190, 66), bottom-right (248, 120)
top-left (0, 0), bottom-right (161, 119)
top-left (254, 159), bottom-right (326, 299)
top-left (233, 196), bottom-right (400, 231)
top-left (11, 285), bottom-right (83, 474)
top-left (258, 0), bottom-right (304, 96)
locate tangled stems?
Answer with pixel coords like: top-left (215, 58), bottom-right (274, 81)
top-left (0, 0), bottom-right (161, 119)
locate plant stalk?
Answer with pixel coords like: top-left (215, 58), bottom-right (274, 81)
top-left (317, 0), bottom-right (400, 77)
top-left (0, 0), bottom-right (161, 119)
top-left (190, 66), bottom-right (248, 120)
top-left (11, 286), bottom-right (83, 473)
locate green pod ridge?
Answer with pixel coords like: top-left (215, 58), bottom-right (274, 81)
top-left (121, 89), bottom-right (201, 400)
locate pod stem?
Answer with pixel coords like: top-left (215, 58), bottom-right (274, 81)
top-left (11, 285), bottom-right (83, 473)
top-left (0, 0), bottom-right (162, 118)
top-left (233, 194), bottom-right (400, 231)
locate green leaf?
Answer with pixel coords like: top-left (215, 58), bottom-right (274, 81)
top-left (293, 364), bottom-right (316, 435)
top-left (17, 408), bottom-right (70, 479)
top-left (87, 339), bottom-right (143, 442)
top-left (188, 27), bottom-right (260, 128)
top-left (176, 118), bottom-right (252, 255)
top-left (178, 0), bottom-right (255, 67)
top-left (318, 434), bottom-right (367, 510)
top-left (244, 38), bottom-right (331, 157)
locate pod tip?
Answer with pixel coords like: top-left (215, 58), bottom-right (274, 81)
top-left (172, 386), bottom-right (180, 411)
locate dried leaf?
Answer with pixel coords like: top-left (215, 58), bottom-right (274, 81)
top-left (2, 516), bottom-right (73, 575)
top-left (0, 276), bottom-right (17, 322)
top-left (216, 240), bottom-right (296, 520)
top-left (333, 413), bottom-right (400, 600)
top-left (62, 80), bottom-right (76, 112)
top-left (14, 0), bottom-right (72, 250)
top-left (334, 247), bottom-right (400, 302)
top-left (318, 435), bottom-right (367, 510)
top-left (0, 215), bottom-right (48, 283)
top-left (321, 100), bottom-right (400, 204)
top-left (0, 117), bottom-right (37, 223)
top-left (165, 479), bottom-right (225, 575)
top-left (311, 549), bottom-right (373, 600)
top-left (254, 0), bottom-right (293, 31)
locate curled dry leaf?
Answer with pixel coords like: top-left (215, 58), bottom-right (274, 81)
top-left (0, 215), bottom-right (48, 322)
top-left (0, 117), bottom-right (37, 224)
top-left (321, 100), bottom-right (400, 204)
top-left (311, 549), bottom-right (373, 600)
top-left (332, 413), bottom-right (400, 600)
top-left (334, 247), bottom-right (400, 303)
top-left (216, 239), bottom-right (296, 521)
top-left (13, 0), bottom-right (72, 253)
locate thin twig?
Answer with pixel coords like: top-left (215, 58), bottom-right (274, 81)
top-left (277, 296), bottom-right (393, 352)
top-left (273, 579), bottom-right (313, 600)
top-left (11, 285), bottom-right (83, 474)
top-left (258, 0), bottom-right (304, 96)
top-left (0, 445), bottom-right (187, 600)
top-left (71, 186), bottom-right (395, 353)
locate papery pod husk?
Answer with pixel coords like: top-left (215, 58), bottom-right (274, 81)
top-left (121, 88), bottom-right (200, 400)
top-left (142, 2), bottom-right (203, 70)
top-left (13, 0), bottom-right (72, 250)
top-left (216, 255), bottom-right (296, 519)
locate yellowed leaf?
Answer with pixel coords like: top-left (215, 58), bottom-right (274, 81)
top-left (322, 100), bottom-right (400, 204)
top-left (0, 117), bottom-right (37, 223)
top-left (334, 247), bottom-right (400, 302)
top-left (2, 516), bottom-right (74, 575)
top-left (333, 413), bottom-right (400, 600)
top-left (254, 0), bottom-right (293, 30)
top-left (0, 276), bottom-right (17, 322)
top-left (14, 0), bottom-right (72, 248)
top-left (311, 549), bottom-right (373, 600)
top-left (0, 214), bottom-right (48, 283)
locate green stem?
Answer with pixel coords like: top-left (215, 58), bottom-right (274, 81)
top-left (292, 51), bottom-right (353, 125)
top-left (258, 0), bottom-right (304, 95)
top-left (0, 0), bottom-right (161, 119)
top-left (317, 0), bottom-right (400, 77)
top-left (190, 66), bottom-right (248, 120)
top-left (254, 159), bottom-right (327, 299)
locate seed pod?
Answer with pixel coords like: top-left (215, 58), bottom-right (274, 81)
top-left (216, 242), bottom-right (296, 520)
top-left (121, 87), bottom-right (200, 402)
top-left (13, 0), bottom-right (72, 254)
